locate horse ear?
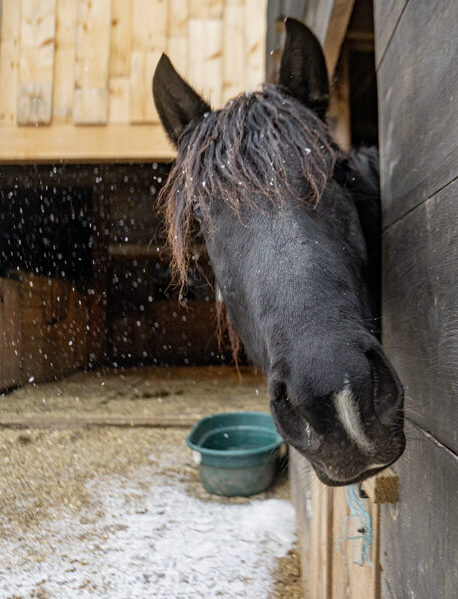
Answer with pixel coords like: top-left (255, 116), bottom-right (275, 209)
top-left (278, 18), bottom-right (329, 119)
top-left (153, 54), bottom-right (211, 146)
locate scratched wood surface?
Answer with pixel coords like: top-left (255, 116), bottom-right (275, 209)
top-left (0, 0), bottom-right (268, 160)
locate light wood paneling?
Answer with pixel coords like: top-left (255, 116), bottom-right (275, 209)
top-left (167, 0), bottom-right (189, 77)
top-left (189, 18), bottom-right (223, 106)
top-left (189, 0), bottom-right (224, 19)
top-left (53, 0), bottom-right (77, 123)
top-left (109, 76), bottom-right (130, 124)
top-left (110, 0), bottom-right (133, 77)
top-left (0, 0), bottom-right (270, 158)
top-left (223, 1), bottom-right (245, 102)
top-left (309, 474), bottom-right (333, 599)
top-left (74, 0), bottom-right (111, 124)
top-left (331, 487), bottom-right (380, 599)
top-left (17, 0), bottom-right (56, 125)
top-left (245, 0), bottom-right (267, 90)
top-left (0, 1), bottom-right (21, 125)
top-left (132, 0), bottom-right (167, 51)
top-left (0, 124), bottom-right (174, 162)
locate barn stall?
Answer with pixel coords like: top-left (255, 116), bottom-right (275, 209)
top-left (0, 0), bottom-right (457, 598)
top-left (0, 2), bottom-right (304, 597)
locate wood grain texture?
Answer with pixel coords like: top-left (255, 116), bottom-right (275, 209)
top-left (382, 180), bottom-right (458, 454)
top-left (168, 0), bottom-right (189, 37)
top-left (380, 421), bottom-right (458, 599)
top-left (52, 0), bottom-right (77, 123)
top-left (129, 50), bottom-right (161, 123)
top-left (189, 0), bottom-right (224, 19)
top-left (0, 0), bottom-right (21, 125)
top-left (289, 447), bottom-right (313, 599)
top-left (376, 0), bottom-right (458, 227)
top-left (0, 124), bottom-right (175, 162)
top-left (188, 18), bottom-right (223, 106)
top-left (110, 0), bottom-right (133, 77)
top-left (132, 0), bottom-right (167, 51)
top-left (74, 0), bottom-right (111, 124)
top-left (373, 0), bottom-right (409, 69)
top-left (223, 1), bottom-right (245, 102)
top-left (17, 0), bottom-right (56, 125)
top-left (109, 76), bottom-right (130, 123)
top-left (245, 0), bottom-right (267, 91)
top-left (332, 486), bottom-right (380, 599)
top-left (309, 473), bottom-right (333, 599)
top-left (167, 0), bottom-right (189, 76)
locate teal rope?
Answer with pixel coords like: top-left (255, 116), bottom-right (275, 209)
top-left (341, 484), bottom-right (373, 567)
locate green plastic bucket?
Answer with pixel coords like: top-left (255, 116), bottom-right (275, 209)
top-left (186, 411), bottom-right (284, 497)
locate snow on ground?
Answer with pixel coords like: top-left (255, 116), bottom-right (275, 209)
top-left (2, 466), bottom-right (296, 599)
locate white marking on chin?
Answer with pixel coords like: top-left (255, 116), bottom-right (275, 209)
top-left (334, 378), bottom-right (373, 453)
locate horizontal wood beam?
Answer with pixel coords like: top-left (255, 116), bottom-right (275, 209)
top-left (0, 124), bottom-right (175, 163)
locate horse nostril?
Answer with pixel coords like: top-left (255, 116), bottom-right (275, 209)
top-left (367, 347), bottom-right (404, 427)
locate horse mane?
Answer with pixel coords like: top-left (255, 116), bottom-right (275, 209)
top-left (159, 84), bottom-right (335, 286)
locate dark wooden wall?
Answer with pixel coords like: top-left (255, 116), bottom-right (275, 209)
top-left (375, 1), bottom-right (458, 597)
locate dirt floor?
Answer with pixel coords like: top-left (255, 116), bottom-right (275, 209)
top-left (0, 367), bottom-right (303, 599)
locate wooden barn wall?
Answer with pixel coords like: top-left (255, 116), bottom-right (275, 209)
top-left (0, 0), bottom-right (267, 162)
top-left (375, 0), bottom-right (458, 597)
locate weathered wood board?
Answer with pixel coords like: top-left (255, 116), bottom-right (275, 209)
top-left (0, 0), bottom-right (21, 126)
top-left (17, 0), bottom-right (56, 125)
top-left (53, 0), bottom-right (77, 123)
top-left (377, 0), bottom-right (458, 227)
top-left (382, 180), bottom-right (458, 454)
top-left (373, 0), bottom-right (408, 69)
top-left (379, 422), bottom-right (458, 599)
top-left (74, 0), bottom-right (111, 124)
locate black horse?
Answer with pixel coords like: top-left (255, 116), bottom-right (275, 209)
top-left (153, 19), bottom-right (405, 486)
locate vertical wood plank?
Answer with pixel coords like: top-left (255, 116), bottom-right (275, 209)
top-left (17, 0), bottom-right (57, 125)
top-left (53, 0), bottom-right (77, 123)
top-left (129, 50), bottom-right (161, 123)
top-left (189, 0), bottom-right (223, 19)
top-left (309, 474), bottom-right (333, 599)
top-left (188, 18), bottom-right (223, 107)
top-left (167, 0), bottom-right (189, 77)
top-left (109, 76), bottom-right (130, 123)
top-left (332, 486), bottom-right (380, 599)
top-left (74, 0), bottom-right (111, 125)
top-left (244, 0), bottom-right (267, 90)
top-left (110, 0), bottom-right (132, 77)
top-left (129, 0), bottom-right (167, 123)
top-left (222, 0), bottom-right (245, 103)
top-left (0, 0), bottom-right (21, 125)
top-left (132, 0), bottom-right (167, 51)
